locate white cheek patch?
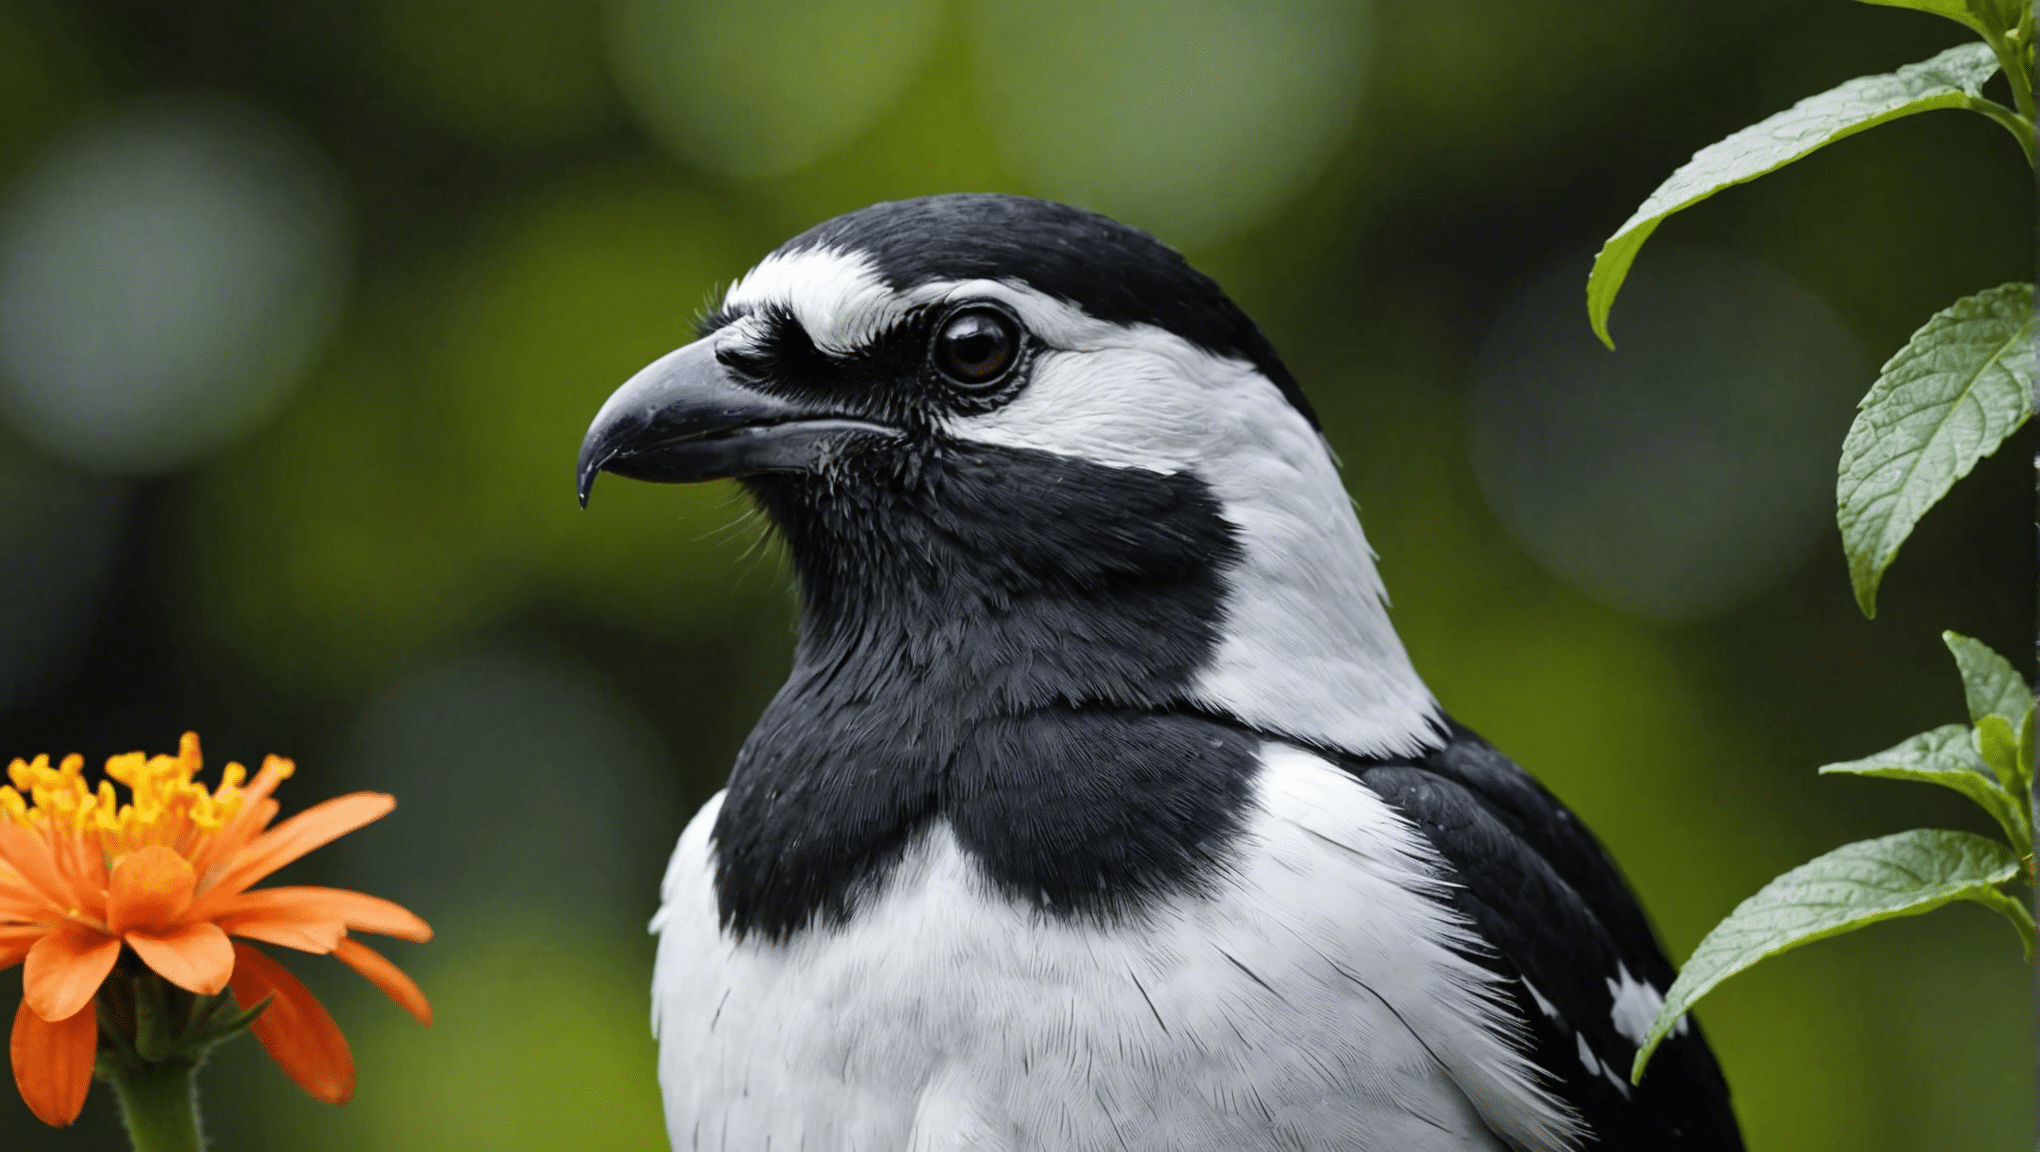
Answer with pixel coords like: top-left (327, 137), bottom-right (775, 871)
top-left (945, 318), bottom-right (1309, 475)
top-left (945, 319), bottom-right (1440, 758)
top-left (959, 346), bottom-right (1209, 475)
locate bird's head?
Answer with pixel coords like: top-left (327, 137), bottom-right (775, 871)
top-left (579, 194), bottom-right (1436, 756)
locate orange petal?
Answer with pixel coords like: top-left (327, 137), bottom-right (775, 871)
top-left (0, 824), bottom-right (74, 914)
top-left (205, 794), bottom-right (394, 901)
top-left (10, 997), bottom-right (95, 1126)
top-left (227, 943), bottom-right (355, 1105)
top-left (0, 926), bottom-right (46, 970)
top-left (224, 917), bottom-right (345, 954)
top-left (332, 937), bottom-right (432, 1027)
top-left (187, 757), bottom-right (293, 882)
top-left (106, 846), bottom-right (195, 935)
top-left (22, 926), bottom-right (119, 1022)
top-left (0, 890), bottom-right (53, 921)
top-left (126, 921), bottom-right (234, 996)
top-left (207, 887), bottom-right (431, 942)
top-left (48, 834), bottom-right (105, 915)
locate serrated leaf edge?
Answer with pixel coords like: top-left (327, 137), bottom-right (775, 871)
top-left (1631, 829), bottom-right (2021, 1082)
top-left (1819, 723), bottom-right (2030, 854)
top-left (1942, 629), bottom-right (2038, 728)
top-left (1839, 284), bottom-right (2036, 615)
top-left (1588, 42), bottom-right (2000, 346)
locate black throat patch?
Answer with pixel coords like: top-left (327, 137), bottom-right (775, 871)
top-left (712, 439), bottom-right (1262, 942)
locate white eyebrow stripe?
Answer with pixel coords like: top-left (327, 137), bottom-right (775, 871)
top-left (718, 311), bottom-right (773, 347)
top-left (723, 247), bottom-right (897, 354)
top-left (722, 246), bottom-right (1141, 361)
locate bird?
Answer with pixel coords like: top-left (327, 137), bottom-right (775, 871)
top-left (576, 193), bottom-right (1743, 1152)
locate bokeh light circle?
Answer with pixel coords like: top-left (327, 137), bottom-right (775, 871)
top-left (0, 94), bottom-right (351, 475)
top-left (970, 0), bottom-right (1368, 248)
top-left (604, 0), bottom-right (944, 178)
top-left (1464, 249), bottom-right (1869, 623)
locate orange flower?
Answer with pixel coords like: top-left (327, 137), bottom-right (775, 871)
top-left (0, 733), bottom-right (431, 1125)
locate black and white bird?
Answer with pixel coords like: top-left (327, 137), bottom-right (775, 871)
top-left (576, 194), bottom-right (1742, 1152)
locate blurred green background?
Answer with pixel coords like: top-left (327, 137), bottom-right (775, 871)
top-left (0, 0), bottom-right (2030, 1148)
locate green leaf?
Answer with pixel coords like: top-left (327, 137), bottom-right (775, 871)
top-left (1632, 829), bottom-right (2023, 1081)
top-left (1942, 630), bottom-right (2036, 728)
top-left (1819, 724), bottom-right (2026, 851)
top-left (1974, 886), bottom-right (2036, 958)
top-left (2019, 706), bottom-right (2034, 797)
top-left (1976, 714), bottom-right (2021, 782)
top-left (181, 992), bottom-right (272, 1052)
top-left (1838, 283), bottom-right (2036, 616)
top-left (1587, 43), bottom-right (2000, 347)
top-left (1850, 0), bottom-right (2014, 37)
top-left (1850, 0), bottom-right (1968, 15)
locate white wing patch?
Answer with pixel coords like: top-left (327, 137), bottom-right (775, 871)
top-left (1606, 962), bottom-right (1685, 1044)
top-left (1573, 1033), bottom-right (1632, 1098)
top-left (1521, 979), bottom-right (1563, 1024)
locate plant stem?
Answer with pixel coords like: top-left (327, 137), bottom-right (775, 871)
top-left (107, 1059), bottom-right (206, 1152)
top-left (2029, 0), bottom-right (2040, 1116)
top-left (1965, 97), bottom-right (2037, 166)
top-left (1984, 23), bottom-right (2036, 124)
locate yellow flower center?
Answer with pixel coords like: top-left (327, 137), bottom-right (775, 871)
top-left (0, 732), bottom-right (292, 860)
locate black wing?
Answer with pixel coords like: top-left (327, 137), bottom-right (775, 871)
top-left (1342, 716), bottom-right (1743, 1151)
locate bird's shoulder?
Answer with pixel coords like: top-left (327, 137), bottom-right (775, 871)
top-left (1339, 716), bottom-right (1743, 1151)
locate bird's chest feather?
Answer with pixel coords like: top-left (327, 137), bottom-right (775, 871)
top-left (651, 747), bottom-right (1574, 1152)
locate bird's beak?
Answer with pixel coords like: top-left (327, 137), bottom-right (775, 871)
top-left (576, 339), bottom-right (896, 507)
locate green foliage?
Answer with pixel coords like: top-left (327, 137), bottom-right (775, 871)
top-left (1600, 3), bottom-right (2035, 1085)
top-left (1944, 629), bottom-right (2039, 730)
top-left (1818, 724), bottom-right (2028, 855)
top-left (0, 2), bottom-right (2026, 1149)
top-left (1974, 714), bottom-right (2023, 791)
top-left (1851, 0), bottom-right (2029, 41)
top-left (1631, 829), bottom-right (2031, 1078)
top-left (1585, 42), bottom-right (2004, 347)
top-left (1837, 284), bottom-right (2035, 615)
top-left (1633, 635), bottom-right (2036, 1080)
top-left (96, 975), bottom-right (270, 1069)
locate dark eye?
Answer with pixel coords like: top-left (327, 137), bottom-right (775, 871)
top-left (933, 307), bottom-right (1019, 386)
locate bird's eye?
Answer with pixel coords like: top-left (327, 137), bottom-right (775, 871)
top-left (933, 307), bottom-right (1019, 387)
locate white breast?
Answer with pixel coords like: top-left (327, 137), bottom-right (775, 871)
top-left (651, 745), bottom-right (1579, 1152)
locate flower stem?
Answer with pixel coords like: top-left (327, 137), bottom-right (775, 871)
top-left (107, 1058), bottom-right (206, 1152)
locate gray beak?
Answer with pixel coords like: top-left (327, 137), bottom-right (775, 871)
top-left (576, 339), bottom-right (896, 507)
